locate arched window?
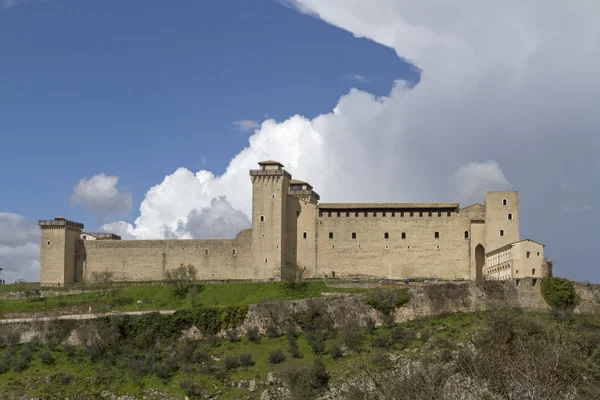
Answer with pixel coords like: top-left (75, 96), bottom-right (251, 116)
top-left (508, 213), bottom-right (513, 220)
top-left (502, 198), bottom-right (507, 206)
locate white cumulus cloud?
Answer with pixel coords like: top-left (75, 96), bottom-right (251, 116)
top-left (100, 0), bottom-right (600, 281)
top-left (0, 213), bottom-right (40, 283)
top-left (70, 174), bottom-right (132, 220)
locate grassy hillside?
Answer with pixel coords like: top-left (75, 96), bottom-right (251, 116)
top-left (0, 281), bottom-right (368, 317)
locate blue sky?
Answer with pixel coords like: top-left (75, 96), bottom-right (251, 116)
top-left (0, 0), bottom-right (416, 227)
top-left (1, 0), bottom-right (599, 283)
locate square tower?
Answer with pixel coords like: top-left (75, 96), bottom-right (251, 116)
top-left (484, 192), bottom-right (520, 253)
top-left (249, 161), bottom-right (290, 280)
top-left (38, 217), bottom-right (84, 287)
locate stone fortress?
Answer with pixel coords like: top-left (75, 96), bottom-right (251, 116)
top-left (38, 161), bottom-right (547, 287)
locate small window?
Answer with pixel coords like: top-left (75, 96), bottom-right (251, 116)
top-left (526, 251), bottom-right (530, 258)
top-left (503, 198), bottom-right (507, 206)
top-left (419, 212), bottom-right (423, 217)
top-left (464, 231), bottom-right (469, 239)
top-left (364, 212), bottom-right (368, 217)
top-left (337, 211), bottom-right (341, 217)
top-left (384, 232), bottom-right (389, 239)
top-left (352, 232), bottom-right (356, 239)
top-left (204, 249), bottom-right (209, 256)
top-left (401, 212), bottom-right (404, 217)
top-left (516, 270), bottom-right (519, 274)
top-left (391, 212), bottom-right (395, 217)
top-left (410, 212), bottom-right (414, 217)
top-left (329, 232), bottom-right (334, 239)
top-left (82, 235), bottom-right (86, 240)
top-left (428, 212), bottom-right (432, 217)
top-left (401, 232), bottom-right (406, 239)
top-left (328, 212), bottom-right (332, 217)
top-left (303, 232), bottom-right (307, 239)
top-left (355, 211), bottom-right (358, 217)
top-left (373, 212), bottom-right (377, 217)
top-left (447, 211), bottom-right (451, 217)
top-left (532, 269), bottom-right (536, 275)
top-left (382, 212), bottom-right (386, 217)
top-left (296, 211), bottom-right (300, 216)
top-left (537, 252), bottom-right (540, 256)
top-left (434, 232), bottom-right (439, 239)
top-left (272, 194), bottom-right (275, 198)
top-left (46, 240), bottom-right (51, 247)
top-left (260, 215), bottom-right (265, 222)
top-left (232, 249), bottom-right (237, 256)
top-left (508, 213), bottom-right (513, 220)
top-left (385, 244), bottom-right (389, 249)
top-left (265, 258), bottom-right (268, 263)
top-left (500, 229), bottom-right (504, 237)
top-left (438, 212), bottom-right (442, 217)
top-left (346, 212), bottom-right (350, 217)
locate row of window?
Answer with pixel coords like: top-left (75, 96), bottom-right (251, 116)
top-left (319, 210), bottom-right (453, 218)
top-left (262, 212), bottom-right (513, 222)
top-left (203, 249), bottom-right (237, 256)
top-left (302, 231), bottom-right (472, 240)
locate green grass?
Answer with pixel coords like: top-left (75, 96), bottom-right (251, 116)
top-left (0, 281), bottom-right (370, 317)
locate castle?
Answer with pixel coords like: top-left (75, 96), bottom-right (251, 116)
top-left (38, 160), bottom-right (545, 286)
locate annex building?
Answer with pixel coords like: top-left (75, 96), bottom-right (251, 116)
top-left (38, 161), bottom-right (546, 287)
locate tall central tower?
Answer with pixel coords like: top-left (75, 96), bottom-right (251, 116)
top-left (249, 160), bottom-right (290, 280)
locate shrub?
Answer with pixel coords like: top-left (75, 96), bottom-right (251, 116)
top-left (329, 343), bottom-right (343, 359)
top-left (224, 355), bottom-right (240, 370)
top-left (165, 263), bottom-right (198, 298)
top-left (306, 331), bottom-right (326, 355)
top-left (265, 325), bottom-right (279, 338)
top-left (226, 328), bottom-right (239, 342)
top-left (239, 353), bottom-right (254, 367)
top-left (0, 361), bottom-right (8, 374)
top-left (365, 316), bottom-right (376, 333)
top-left (280, 358), bottom-right (330, 400)
top-left (180, 380), bottom-right (206, 397)
top-left (11, 353), bottom-right (29, 372)
top-left (391, 325), bottom-right (405, 344)
top-left (541, 277), bottom-right (578, 309)
top-left (288, 336), bottom-right (302, 358)
top-left (206, 335), bottom-right (219, 347)
top-left (373, 333), bottom-right (390, 348)
top-left (362, 289), bottom-right (410, 324)
top-left (246, 327), bottom-right (260, 343)
top-left (268, 349), bottom-right (286, 364)
top-left (38, 349), bottom-right (55, 365)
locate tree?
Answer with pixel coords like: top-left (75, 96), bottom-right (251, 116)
top-left (89, 270), bottom-right (115, 297)
top-left (284, 263), bottom-right (307, 286)
top-left (165, 263), bottom-right (197, 297)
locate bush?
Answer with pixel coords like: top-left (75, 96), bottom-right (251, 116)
top-left (365, 316), bottom-right (376, 333)
top-left (288, 336), bottom-right (302, 358)
top-left (38, 349), bottom-right (55, 365)
top-left (239, 353), bottom-right (254, 367)
top-left (329, 343), bottom-right (343, 359)
top-left (391, 325), bottom-right (405, 344)
top-left (180, 380), bottom-right (206, 397)
top-left (246, 327), bottom-right (260, 343)
top-left (373, 333), bottom-right (390, 348)
top-left (226, 328), bottom-right (239, 342)
top-left (11, 353), bottom-right (29, 372)
top-left (306, 331), bottom-right (326, 355)
top-left (362, 289), bottom-right (410, 324)
top-left (268, 349), bottom-right (286, 364)
top-left (0, 361), bottom-right (8, 374)
top-left (541, 277), bottom-right (578, 309)
top-left (280, 358), bottom-right (330, 400)
top-left (224, 355), bottom-right (240, 370)
top-left (265, 325), bottom-right (279, 338)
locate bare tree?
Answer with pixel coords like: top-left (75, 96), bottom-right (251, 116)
top-left (165, 263), bottom-right (198, 297)
top-left (89, 270), bottom-right (115, 297)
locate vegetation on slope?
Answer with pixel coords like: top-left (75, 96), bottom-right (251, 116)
top-left (541, 276), bottom-right (578, 309)
top-left (0, 281), bottom-right (367, 317)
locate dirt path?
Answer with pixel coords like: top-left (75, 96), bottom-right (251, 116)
top-left (0, 309), bottom-right (177, 324)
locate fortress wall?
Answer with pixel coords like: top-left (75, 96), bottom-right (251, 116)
top-left (82, 229), bottom-right (254, 281)
top-left (316, 211), bottom-right (472, 280)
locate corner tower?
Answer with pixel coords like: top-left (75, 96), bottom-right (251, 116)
top-left (249, 160), bottom-right (290, 280)
top-left (484, 192), bottom-right (520, 253)
top-left (38, 217), bottom-right (84, 287)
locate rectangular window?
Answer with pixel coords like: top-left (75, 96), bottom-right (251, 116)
top-left (428, 212), bottom-right (432, 217)
top-left (328, 212), bottom-right (331, 217)
top-left (419, 212), bottom-right (423, 217)
top-left (296, 211), bottom-right (300, 216)
top-left (346, 212), bottom-right (350, 217)
top-left (410, 212), bottom-right (414, 217)
top-left (373, 212), bottom-right (377, 217)
top-left (400, 212), bottom-right (404, 217)
top-left (382, 212), bottom-right (386, 217)
top-left (500, 229), bottom-right (505, 236)
top-left (384, 232), bottom-right (389, 239)
top-left (337, 211), bottom-right (341, 217)
top-left (355, 211), bottom-right (358, 217)
top-left (391, 212), bottom-right (395, 217)
top-left (526, 251), bottom-right (530, 258)
top-left (434, 232), bottom-right (439, 239)
top-left (447, 211), bottom-right (451, 217)
top-left (438, 212), bottom-right (442, 217)
top-left (329, 232), bottom-right (334, 239)
top-left (464, 231), bottom-right (469, 239)
top-left (401, 232), bottom-right (406, 239)
top-left (364, 212), bottom-right (368, 217)
top-left (352, 232), bottom-right (356, 239)
top-left (537, 252), bottom-right (540, 256)
top-left (303, 232), bottom-right (307, 239)
top-left (260, 215), bottom-right (265, 222)
top-left (532, 269), bottom-right (536, 275)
